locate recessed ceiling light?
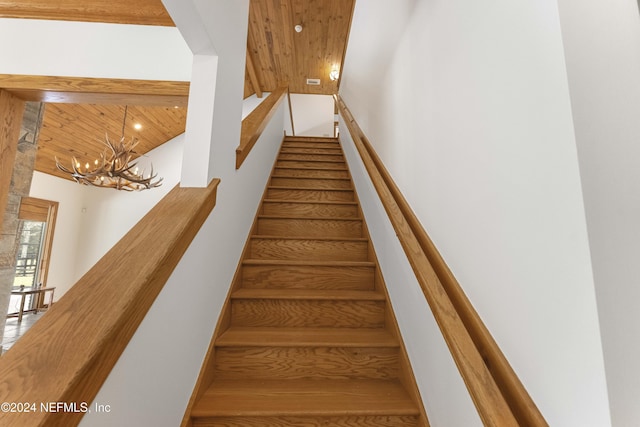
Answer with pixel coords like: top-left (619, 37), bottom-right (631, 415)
top-left (134, 123), bottom-right (142, 130)
top-left (294, 24), bottom-right (303, 33)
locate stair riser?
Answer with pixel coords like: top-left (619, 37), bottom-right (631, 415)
top-left (276, 160), bottom-right (346, 169)
top-left (249, 239), bottom-right (369, 261)
top-left (257, 218), bottom-right (362, 238)
top-left (241, 264), bottom-right (375, 290)
top-left (271, 177), bottom-right (352, 189)
top-left (280, 147), bottom-right (343, 155)
top-left (279, 153), bottom-right (344, 162)
top-left (262, 202), bottom-right (359, 218)
top-left (284, 137), bottom-right (338, 143)
top-left (193, 415), bottom-right (419, 427)
top-left (273, 168), bottom-right (350, 178)
top-left (215, 347), bottom-right (399, 380)
top-left (267, 188), bottom-right (354, 202)
top-left (283, 141), bottom-right (340, 148)
top-left (231, 300), bottom-right (385, 328)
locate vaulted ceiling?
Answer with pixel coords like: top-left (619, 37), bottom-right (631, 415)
top-left (0, 0), bottom-right (355, 180)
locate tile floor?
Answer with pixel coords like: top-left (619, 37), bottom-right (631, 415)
top-left (1, 312), bottom-right (43, 355)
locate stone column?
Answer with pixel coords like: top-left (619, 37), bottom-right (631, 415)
top-left (0, 102), bottom-right (44, 350)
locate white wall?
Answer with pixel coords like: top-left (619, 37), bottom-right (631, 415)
top-left (340, 0), bottom-right (610, 425)
top-left (80, 88), bottom-right (286, 427)
top-left (242, 92), bottom-right (268, 119)
top-left (74, 135), bottom-right (185, 278)
top-left (290, 94), bottom-right (334, 136)
top-left (29, 173), bottom-right (86, 300)
top-left (76, 1), bottom-right (288, 425)
top-left (340, 117), bottom-right (483, 426)
top-left (26, 92), bottom-right (269, 304)
top-left (0, 18), bottom-right (191, 81)
top-left (556, 0), bottom-right (640, 425)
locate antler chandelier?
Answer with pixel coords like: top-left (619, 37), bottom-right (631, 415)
top-left (55, 106), bottom-right (163, 191)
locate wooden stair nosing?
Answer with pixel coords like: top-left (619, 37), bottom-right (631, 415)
top-left (231, 288), bottom-right (386, 301)
top-left (274, 165), bottom-right (348, 172)
top-left (279, 150), bottom-right (343, 156)
top-left (271, 174), bottom-right (352, 182)
top-left (191, 379), bottom-right (419, 418)
top-left (258, 214), bottom-right (363, 222)
top-left (251, 234), bottom-right (367, 243)
top-left (215, 327), bottom-right (398, 347)
top-left (276, 158), bottom-right (346, 163)
top-left (261, 199), bottom-right (358, 206)
top-left (268, 185), bottom-right (353, 193)
top-left (241, 259), bottom-right (375, 267)
top-left (192, 415), bottom-right (419, 427)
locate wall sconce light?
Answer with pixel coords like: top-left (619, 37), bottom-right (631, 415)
top-left (329, 68), bottom-right (340, 81)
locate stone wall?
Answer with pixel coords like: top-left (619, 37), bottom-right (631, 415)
top-left (0, 102), bottom-right (44, 349)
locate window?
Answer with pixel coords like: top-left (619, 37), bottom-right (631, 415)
top-left (6, 197), bottom-right (58, 315)
top-left (13, 220), bottom-right (46, 288)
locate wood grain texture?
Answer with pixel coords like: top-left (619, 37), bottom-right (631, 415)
top-left (275, 160), bottom-right (346, 169)
top-left (266, 187), bottom-right (354, 202)
top-left (0, 89), bottom-right (24, 233)
top-left (246, 0), bottom-right (355, 95)
top-left (231, 298), bottom-right (385, 328)
top-left (241, 260), bottom-right (375, 290)
top-left (216, 327), bottom-right (397, 347)
top-left (215, 346), bottom-right (399, 380)
top-left (273, 167), bottom-right (349, 178)
top-left (38, 103), bottom-right (186, 180)
top-left (0, 179), bottom-right (220, 427)
top-left (257, 216), bottom-right (362, 238)
top-left (277, 153), bottom-right (345, 162)
top-left (0, 74), bottom-right (189, 105)
top-left (194, 415), bottom-right (419, 427)
top-left (188, 136), bottom-right (428, 426)
top-left (271, 176), bottom-right (352, 189)
top-left (0, 0), bottom-right (174, 25)
top-left (249, 236), bottom-right (369, 261)
top-left (193, 379), bottom-right (419, 417)
top-left (336, 95), bottom-right (536, 426)
top-left (237, 86), bottom-right (288, 169)
top-left (261, 200), bottom-right (359, 217)
top-left (245, 50), bottom-right (263, 98)
top-left (280, 147), bottom-right (342, 154)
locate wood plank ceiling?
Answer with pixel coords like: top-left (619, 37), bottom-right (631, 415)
top-left (0, 0), bottom-right (355, 180)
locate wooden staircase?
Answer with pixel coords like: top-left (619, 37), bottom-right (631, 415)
top-left (188, 136), bottom-right (428, 427)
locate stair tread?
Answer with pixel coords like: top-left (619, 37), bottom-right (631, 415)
top-left (280, 151), bottom-right (342, 156)
top-left (268, 185), bottom-right (353, 191)
top-left (192, 379), bottom-right (418, 417)
top-left (262, 199), bottom-right (358, 205)
top-left (258, 215), bottom-right (362, 221)
top-left (275, 166), bottom-right (347, 171)
top-left (251, 235), bottom-right (367, 242)
top-left (242, 259), bottom-right (375, 267)
top-left (231, 289), bottom-right (385, 300)
top-left (272, 174), bottom-right (351, 181)
top-left (216, 327), bottom-right (398, 347)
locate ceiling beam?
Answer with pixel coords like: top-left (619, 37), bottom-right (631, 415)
top-left (0, 0), bottom-right (174, 26)
top-left (0, 74), bottom-right (189, 107)
top-left (245, 50), bottom-right (263, 98)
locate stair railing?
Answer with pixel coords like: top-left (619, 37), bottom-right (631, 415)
top-left (236, 85), bottom-right (288, 169)
top-left (0, 180), bottom-right (219, 427)
top-left (335, 94), bottom-right (548, 427)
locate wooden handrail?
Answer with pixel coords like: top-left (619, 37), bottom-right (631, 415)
top-left (335, 95), bottom-right (548, 426)
top-left (0, 179), bottom-right (220, 427)
top-left (236, 86), bottom-right (287, 169)
top-left (287, 88), bottom-right (295, 136)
